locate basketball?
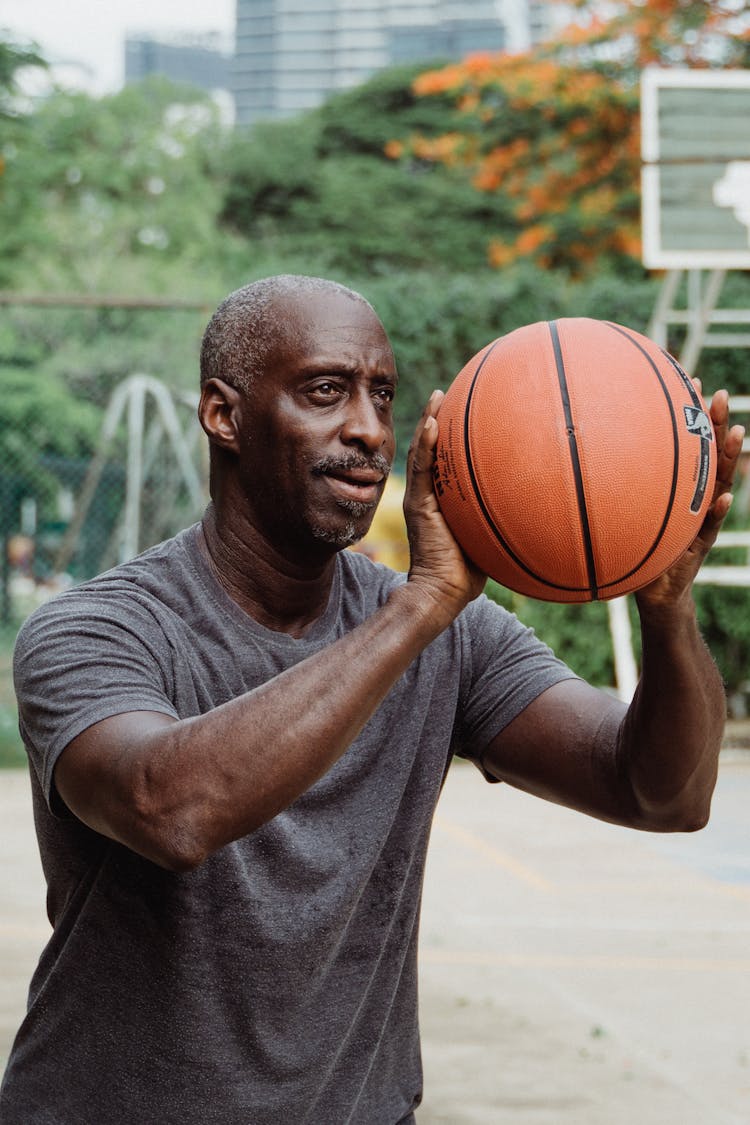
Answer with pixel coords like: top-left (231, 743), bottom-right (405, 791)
top-left (433, 318), bottom-right (717, 602)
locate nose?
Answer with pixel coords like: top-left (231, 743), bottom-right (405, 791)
top-left (340, 387), bottom-right (389, 454)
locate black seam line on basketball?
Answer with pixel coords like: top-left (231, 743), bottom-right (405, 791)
top-left (548, 320), bottom-right (600, 600)
top-left (462, 336), bottom-right (593, 594)
top-left (658, 347), bottom-right (701, 408)
top-left (597, 321), bottom-right (680, 590)
top-left (657, 346), bottom-right (712, 513)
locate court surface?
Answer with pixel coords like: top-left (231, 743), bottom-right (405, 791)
top-left (1, 756), bottom-right (748, 1124)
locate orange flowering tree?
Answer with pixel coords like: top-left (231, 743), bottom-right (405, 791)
top-left (389, 1), bottom-right (749, 274)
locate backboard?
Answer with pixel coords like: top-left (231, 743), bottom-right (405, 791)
top-left (641, 67), bottom-right (750, 269)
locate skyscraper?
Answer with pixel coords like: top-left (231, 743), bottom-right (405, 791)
top-left (125, 33), bottom-right (231, 93)
top-left (233, 0), bottom-right (507, 125)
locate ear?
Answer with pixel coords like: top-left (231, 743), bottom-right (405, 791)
top-left (198, 378), bottom-right (244, 452)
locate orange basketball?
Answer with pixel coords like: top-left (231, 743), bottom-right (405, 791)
top-left (433, 318), bottom-right (717, 602)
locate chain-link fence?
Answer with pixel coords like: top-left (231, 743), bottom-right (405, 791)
top-left (1, 296), bottom-right (213, 631)
top-left (1, 372), bottom-right (208, 629)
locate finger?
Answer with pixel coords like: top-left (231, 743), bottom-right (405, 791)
top-left (428, 388), bottom-right (445, 418)
top-left (704, 389), bottom-right (744, 497)
top-left (708, 388), bottom-right (730, 444)
top-left (722, 423), bottom-right (746, 470)
top-left (715, 422), bottom-right (745, 494)
top-left (406, 390), bottom-right (444, 494)
top-left (412, 391), bottom-right (443, 452)
top-left (712, 490), bottom-right (734, 525)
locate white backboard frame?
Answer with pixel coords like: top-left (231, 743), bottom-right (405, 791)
top-left (641, 67), bottom-right (750, 270)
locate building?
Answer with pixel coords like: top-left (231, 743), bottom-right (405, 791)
top-left (388, 17), bottom-right (506, 66)
top-left (233, 0), bottom-right (509, 126)
top-left (125, 32), bottom-right (232, 93)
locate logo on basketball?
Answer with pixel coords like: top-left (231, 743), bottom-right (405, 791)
top-left (684, 407), bottom-right (713, 441)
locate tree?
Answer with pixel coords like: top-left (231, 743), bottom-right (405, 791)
top-left (0, 367), bottom-right (101, 527)
top-left (390, 0), bottom-right (749, 274)
top-left (563, 0), bottom-right (750, 76)
top-left (0, 36), bottom-right (46, 114)
top-left (0, 74), bottom-right (230, 292)
top-left (0, 36), bottom-right (47, 283)
top-left (219, 63), bottom-right (516, 276)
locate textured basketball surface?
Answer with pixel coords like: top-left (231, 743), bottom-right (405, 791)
top-left (433, 318), bottom-right (717, 602)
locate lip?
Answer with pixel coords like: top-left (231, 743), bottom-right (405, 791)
top-left (323, 470), bottom-right (384, 504)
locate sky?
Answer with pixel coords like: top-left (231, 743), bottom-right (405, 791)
top-left (2, 0), bottom-right (237, 94)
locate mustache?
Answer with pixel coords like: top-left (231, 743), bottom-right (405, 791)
top-left (311, 452), bottom-right (392, 479)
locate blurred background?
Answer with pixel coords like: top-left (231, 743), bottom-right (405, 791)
top-left (2, 0), bottom-right (750, 768)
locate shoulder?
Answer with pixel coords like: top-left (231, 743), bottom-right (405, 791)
top-left (457, 591), bottom-right (533, 647)
top-left (15, 529), bottom-right (197, 662)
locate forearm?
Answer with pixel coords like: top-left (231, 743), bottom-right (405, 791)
top-left (618, 595), bottom-right (726, 831)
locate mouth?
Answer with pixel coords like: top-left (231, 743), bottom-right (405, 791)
top-left (313, 455), bottom-right (390, 507)
top-left (322, 468), bottom-right (385, 505)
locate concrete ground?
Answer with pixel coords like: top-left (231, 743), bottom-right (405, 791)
top-left (1, 757), bottom-right (749, 1124)
top-left (418, 754), bottom-right (750, 1125)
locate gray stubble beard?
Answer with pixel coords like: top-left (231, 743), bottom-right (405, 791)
top-left (310, 498), bottom-right (377, 548)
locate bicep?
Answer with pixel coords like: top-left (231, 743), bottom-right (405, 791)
top-left (479, 679), bottom-right (640, 826)
top-left (54, 710), bottom-right (179, 855)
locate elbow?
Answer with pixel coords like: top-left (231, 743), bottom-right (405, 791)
top-left (129, 773), bottom-right (212, 872)
top-left (627, 750), bottom-right (719, 835)
top-left (671, 801), bottom-right (712, 833)
top-left (655, 809), bottom-right (710, 834)
top-left (636, 792), bottom-right (713, 834)
top-left (123, 814), bottom-right (211, 872)
top-left (148, 828), bottom-right (210, 873)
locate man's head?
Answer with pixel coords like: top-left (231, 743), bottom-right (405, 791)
top-left (198, 275), bottom-right (398, 557)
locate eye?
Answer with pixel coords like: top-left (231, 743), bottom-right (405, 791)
top-left (307, 380), bottom-right (344, 404)
top-left (372, 385), bottom-right (396, 408)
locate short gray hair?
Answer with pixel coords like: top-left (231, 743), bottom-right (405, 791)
top-left (199, 275), bottom-right (374, 395)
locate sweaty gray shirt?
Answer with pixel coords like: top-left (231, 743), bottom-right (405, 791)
top-left (1, 525), bottom-right (575, 1125)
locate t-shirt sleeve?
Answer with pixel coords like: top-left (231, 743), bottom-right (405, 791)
top-left (453, 593), bottom-right (579, 778)
top-left (13, 589), bottom-right (179, 810)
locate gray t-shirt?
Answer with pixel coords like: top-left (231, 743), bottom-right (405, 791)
top-left (1, 525), bottom-right (575, 1125)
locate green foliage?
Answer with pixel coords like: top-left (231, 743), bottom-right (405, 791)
top-left (696, 584), bottom-right (750, 705)
top-left (315, 60), bottom-right (463, 157)
top-left (0, 38), bottom-right (47, 281)
top-left (1, 76), bottom-right (231, 290)
top-left (0, 367), bottom-right (101, 514)
top-left (220, 64), bottom-right (515, 275)
top-left (0, 303), bottom-right (208, 407)
top-left (402, 2), bottom-right (749, 274)
top-left (0, 628), bottom-right (24, 768)
top-left (0, 36), bottom-right (46, 114)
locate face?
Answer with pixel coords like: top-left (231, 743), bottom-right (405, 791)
top-left (235, 290), bottom-right (398, 556)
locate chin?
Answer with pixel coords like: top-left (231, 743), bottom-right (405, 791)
top-left (310, 521), bottom-right (365, 549)
top-left (311, 506), bottom-right (378, 550)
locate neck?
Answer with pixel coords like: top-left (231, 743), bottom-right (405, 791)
top-left (199, 502), bottom-right (338, 637)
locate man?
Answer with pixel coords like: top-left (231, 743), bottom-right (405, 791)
top-left (1, 275), bottom-right (743, 1124)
